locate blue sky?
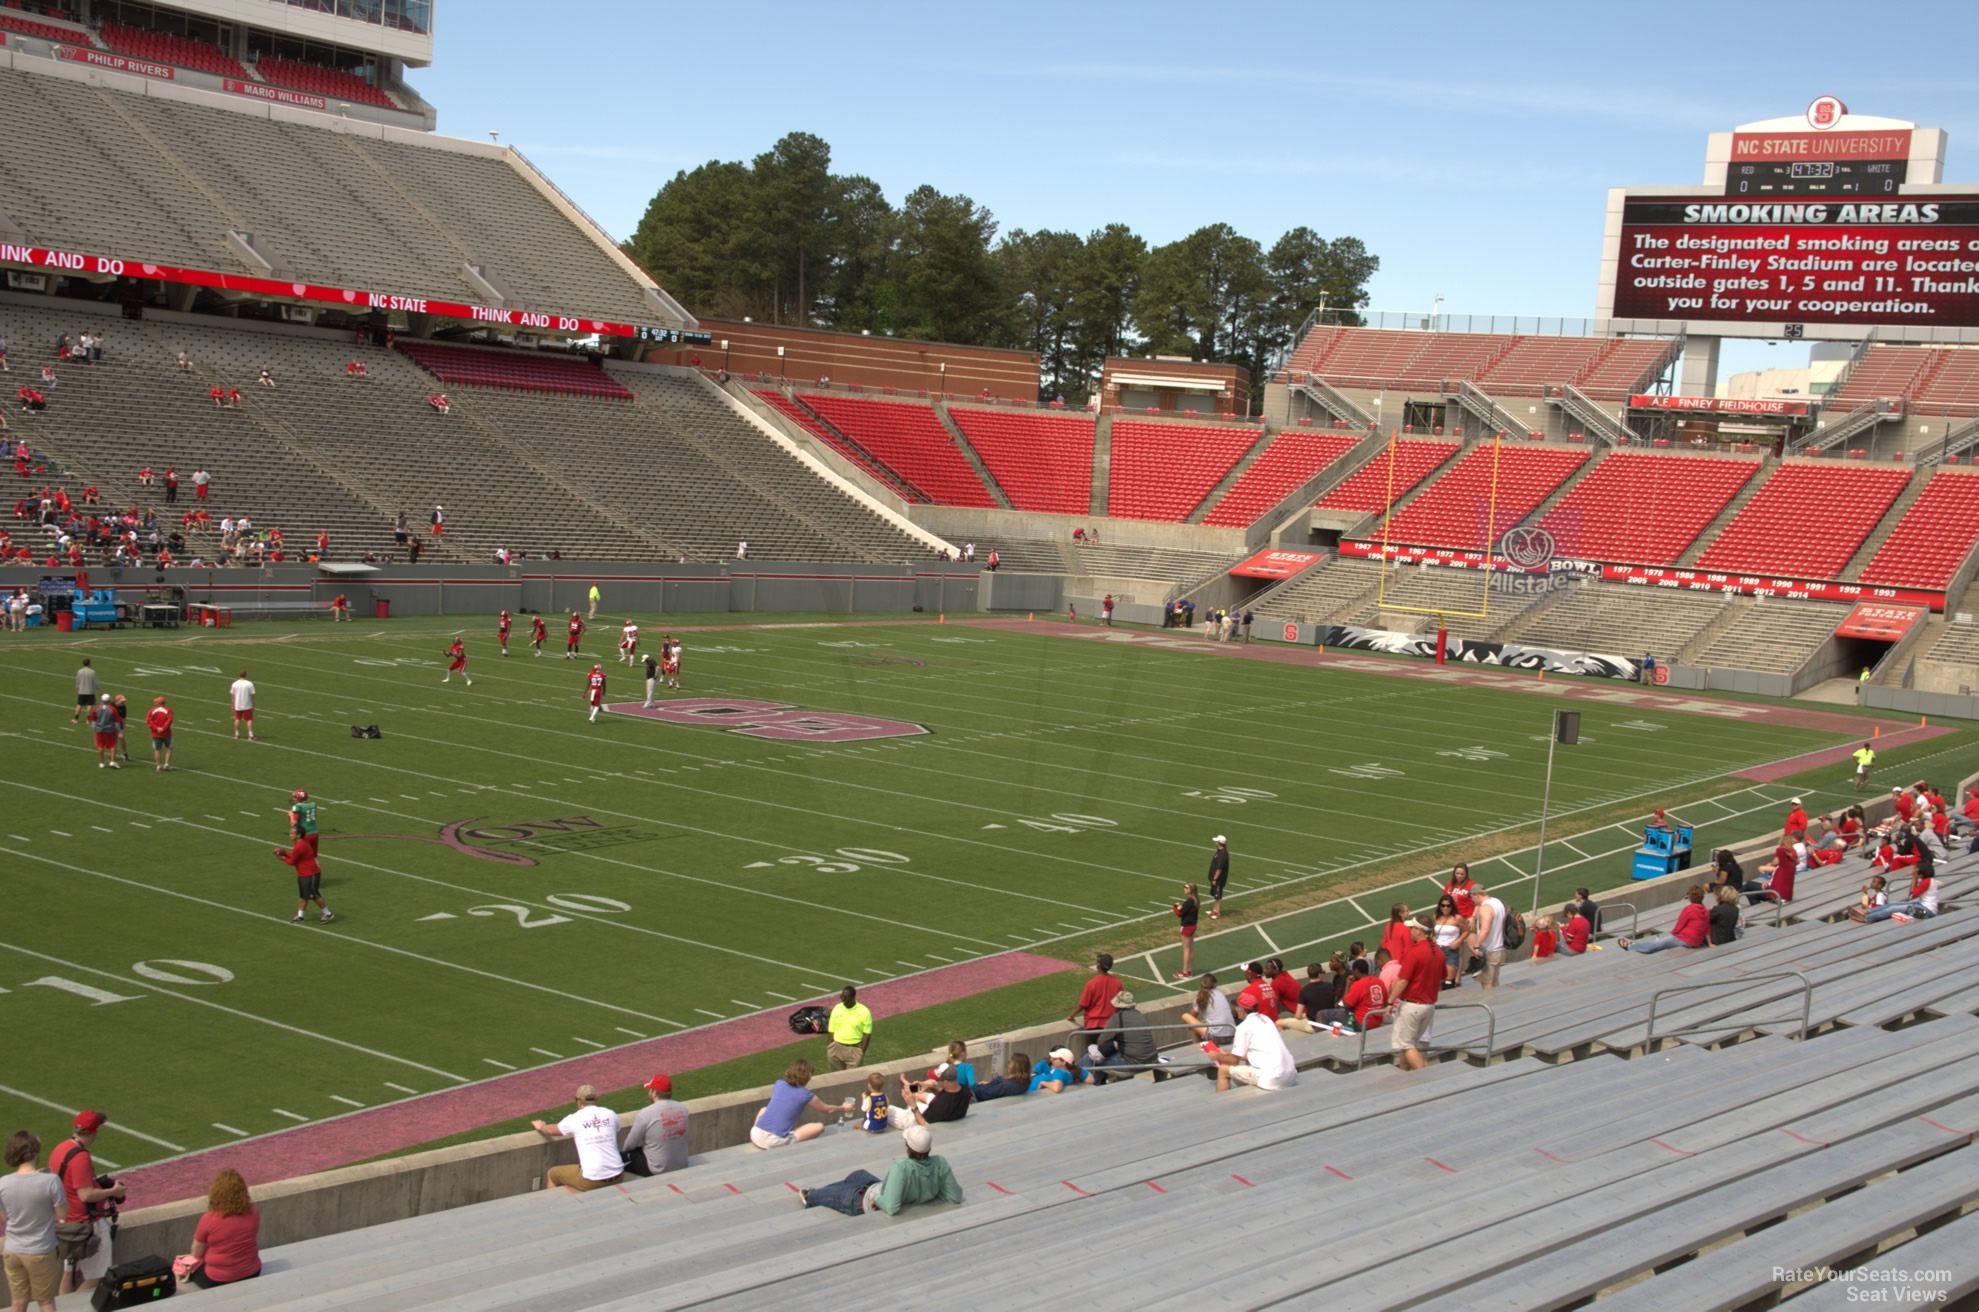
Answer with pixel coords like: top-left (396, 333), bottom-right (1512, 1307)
top-left (409, 0), bottom-right (1977, 367)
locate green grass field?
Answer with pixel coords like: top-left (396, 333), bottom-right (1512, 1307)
top-left (0, 611), bottom-right (1958, 1176)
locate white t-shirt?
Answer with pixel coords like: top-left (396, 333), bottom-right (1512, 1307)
top-left (1477, 897), bottom-right (1507, 952)
top-left (229, 678), bottom-right (255, 711)
top-left (1230, 1013), bottom-right (1298, 1090)
top-left (1916, 878), bottom-right (1941, 915)
top-left (556, 1105), bottom-right (625, 1181)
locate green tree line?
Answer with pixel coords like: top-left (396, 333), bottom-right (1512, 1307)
top-left (624, 132), bottom-right (1379, 407)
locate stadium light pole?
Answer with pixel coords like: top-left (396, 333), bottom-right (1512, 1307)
top-left (1532, 710), bottom-right (1580, 918)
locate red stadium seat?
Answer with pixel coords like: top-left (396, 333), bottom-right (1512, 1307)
top-left (1860, 471), bottom-right (1979, 589)
top-left (1377, 445), bottom-right (1588, 550)
top-left (255, 56), bottom-right (397, 109)
top-left (1315, 440), bottom-right (1459, 514)
top-left (1535, 452), bottom-right (1759, 565)
top-left (100, 22), bottom-right (250, 78)
top-left (799, 395), bottom-right (996, 508)
top-left (1203, 431), bottom-right (1360, 527)
top-left (1694, 463), bottom-right (1910, 578)
top-left (948, 409), bottom-right (1094, 515)
top-left (1107, 422), bottom-right (1262, 521)
top-left (395, 342), bottom-right (631, 400)
top-left (754, 390), bottom-right (921, 503)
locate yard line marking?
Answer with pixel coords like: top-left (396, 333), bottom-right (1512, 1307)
top-left (0, 1081), bottom-right (186, 1153)
top-left (328, 1095), bottom-right (365, 1108)
top-left (1257, 926), bottom-right (1282, 953)
top-left (400, 793), bottom-right (423, 800)
top-left (571, 1037), bottom-right (605, 1049)
top-left (1345, 897), bottom-right (1370, 921)
top-left (1558, 840), bottom-right (1591, 860)
top-left (271, 1109), bottom-right (309, 1122)
top-left (694, 1008), bottom-right (726, 1020)
top-left (370, 797), bottom-right (392, 804)
top-left (212, 1123), bottom-right (248, 1137)
top-left (483, 1058), bottom-right (516, 1071)
top-left (529, 1048), bottom-right (563, 1060)
top-left (384, 1083), bottom-right (418, 1095)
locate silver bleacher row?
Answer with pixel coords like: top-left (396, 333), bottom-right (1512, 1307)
top-left (186, 887), bottom-right (1979, 1310)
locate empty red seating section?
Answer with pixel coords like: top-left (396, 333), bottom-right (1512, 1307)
top-left (1569, 339), bottom-right (1680, 400)
top-left (1694, 463), bottom-right (1910, 578)
top-left (1920, 350), bottom-right (1979, 415)
top-left (1312, 330), bottom-right (1432, 386)
top-left (1380, 445), bottom-right (1587, 550)
top-left (1295, 328), bottom-right (1678, 400)
top-left (754, 389), bottom-right (919, 502)
top-left (949, 408), bottom-right (1094, 514)
top-left (1534, 452), bottom-right (1759, 565)
top-left (396, 342), bottom-right (632, 399)
top-left (0, 8), bottom-right (77, 40)
top-left (1106, 422), bottom-right (1261, 521)
top-left (100, 22), bottom-right (249, 77)
top-left (1204, 431), bottom-right (1360, 527)
top-left (1860, 472), bottom-right (1979, 588)
top-left (1830, 346), bottom-right (1935, 406)
top-left (1281, 325), bottom-right (1344, 376)
top-left (1316, 440), bottom-right (1458, 513)
top-left (800, 395), bottom-right (995, 508)
top-left (1473, 337), bottom-right (1605, 395)
top-left (256, 56), bottom-right (397, 108)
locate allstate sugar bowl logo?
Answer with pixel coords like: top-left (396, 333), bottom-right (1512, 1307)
top-left (1491, 525), bottom-right (1594, 598)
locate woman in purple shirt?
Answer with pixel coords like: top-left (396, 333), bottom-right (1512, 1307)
top-left (749, 1059), bottom-right (848, 1149)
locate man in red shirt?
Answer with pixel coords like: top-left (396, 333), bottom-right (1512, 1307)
top-left (1389, 921), bottom-right (1445, 1072)
top-left (276, 830), bottom-right (333, 924)
top-left (1443, 862), bottom-right (1478, 919)
top-left (1236, 964), bottom-right (1281, 1021)
top-left (565, 611), bottom-right (584, 659)
top-left (1892, 787), bottom-right (1915, 822)
top-left (1783, 798), bottom-right (1808, 836)
top-left (586, 663), bottom-right (607, 722)
top-left (1266, 958), bottom-right (1301, 1015)
top-left (1951, 788), bottom-right (1979, 840)
top-left (52, 1110), bottom-right (124, 1295)
top-left (1068, 953), bottom-right (1124, 1042)
top-left (1560, 903), bottom-right (1592, 954)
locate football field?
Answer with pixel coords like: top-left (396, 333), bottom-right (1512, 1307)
top-left (0, 612), bottom-right (1903, 1175)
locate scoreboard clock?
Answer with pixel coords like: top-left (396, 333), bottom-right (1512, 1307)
top-left (634, 325), bottom-right (714, 345)
top-left (1725, 158), bottom-right (1908, 196)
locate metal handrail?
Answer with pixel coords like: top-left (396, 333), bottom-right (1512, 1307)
top-left (1598, 900), bottom-right (1638, 939)
top-left (1352, 999), bottom-right (1498, 1069)
top-left (1644, 969), bottom-right (1813, 1044)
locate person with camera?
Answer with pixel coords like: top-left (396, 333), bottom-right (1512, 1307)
top-left (51, 1110), bottom-right (123, 1296)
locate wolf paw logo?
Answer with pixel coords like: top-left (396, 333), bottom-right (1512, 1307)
top-left (1499, 526), bottom-right (1556, 570)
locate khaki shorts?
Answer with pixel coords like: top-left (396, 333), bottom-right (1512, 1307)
top-left (1479, 949), bottom-right (1505, 987)
top-left (547, 1165), bottom-right (621, 1192)
top-left (1227, 1064), bottom-right (1264, 1087)
top-left (5, 1251), bottom-right (60, 1303)
top-left (826, 1042), bottom-right (866, 1070)
top-left (1391, 1000), bottom-right (1435, 1052)
top-left (749, 1126), bottom-right (796, 1150)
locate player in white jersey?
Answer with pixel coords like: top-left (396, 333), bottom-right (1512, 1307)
top-left (619, 620), bottom-right (639, 664)
top-left (229, 670), bottom-right (257, 740)
top-left (661, 636), bottom-right (682, 690)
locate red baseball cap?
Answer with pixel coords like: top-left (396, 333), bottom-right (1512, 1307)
top-left (73, 1110), bottom-right (107, 1133)
top-left (643, 1074), bottom-right (672, 1094)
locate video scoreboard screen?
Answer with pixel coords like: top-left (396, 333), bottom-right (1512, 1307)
top-left (1726, 157), bottom-right (1908, 196)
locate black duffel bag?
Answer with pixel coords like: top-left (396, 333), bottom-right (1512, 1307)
top-left (91, 1254), bottom-right (175, 1309)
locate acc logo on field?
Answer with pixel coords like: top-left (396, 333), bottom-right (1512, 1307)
top-left (1806, 95), bottom-right (1846, 129)
top-left (617, 697), bottom-right (929, 743)
top-left (1499, 526), bottom-right (1556, 570)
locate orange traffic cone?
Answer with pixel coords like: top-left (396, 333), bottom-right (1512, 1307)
top-left (938, 613), bottom-right (945, 624)
top-left (1027, 612), bottom-right (1034, 622)
top-left (1873, 726), bottom-right (1880, 738)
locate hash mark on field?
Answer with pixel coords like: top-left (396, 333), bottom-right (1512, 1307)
top-left (212, 1123), bottom-right (247, 1137)
top-left (615, 1027), bottom-right (645, 1037)
top-left (238, 810), bottom-right (258, 817)
top-left (694, 1008), bottom-right (726, 1020)
top-left (7, 835), bottom-right (27, 843)
top-left (329, 1095), bottom-right (365, 1108)
top-left (400, 793), bottom-right (423, 801)
top-left (729, 999), bottom-right (757, 1010)
top-left (483, 1058), bottom-right (516, 1071)
top-left (370, 797), bottom-right (392, 804)
top-left (205, 814), bottom-right (229, 822)
top-left (764, 990), bottom-right (795, 1001)
top-left (384, 1083), bottom-right (418, 1095)
top-left (530, 1048), bottom-right (563, 1060)
top-left (271, 1109), bottom-right (308, 1123)
top-left (130, 821), bottom-right (151, 829)
top-left (572, 1037), bottom-right (604, 1049)
top-left (91, 825), bottom-right (114, 833)
top-left (49, 830), bottom-right (71, 838)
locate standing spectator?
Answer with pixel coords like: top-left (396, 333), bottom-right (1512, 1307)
top-left (1085, 990), bottom-right (1158, 1085)
top-left (1389, 921), bottom-right (1445, 1072)
top-left (642, 651), bottom-right (660, 708)
top-left (1067, 952), bottom-right (1123, 1042)
top-left (985, 547), bottom-right (998, 571)
top-left (619, 1074), bottom-right (689, 1177)
top-left (1619, 885), bottom-right (1711, 952)
top-left (1242, 609), bottom-right (1255, 642)
top-left (175, 350), bottom-right (191, 371)
top-left (229, 670), bottom-right (256, 740)
top-left (587, 582), bottom-right (601, 619)
top-left (1101, 593), bottom-right (1114, 626)
top-left (183, 1168), bottom-right (260, 1290)
top-left (430, 504), bottom-right (444, 538)
top-left (798, 1125), bottom-right (961, 1217)
top-left (1171, 881), bottom-right (1199, 979)
top-left (90, 694), bottom-right (120, 769)
top-left (1444, 863), bottom-right (1479, 919)
top-left (71, 657), bottom-right (98, 723)
top-left (0, 333), bottom-right (8, 371)
top-left (1207, 834), bottom-right (1230, 919)
top-left (735, 539), bottom-right (748, 559)
top-left (111, 694), bottom-right (130, 763)
top-left (1209, 992), bottom-right (1298, 1092)
top-left (1468, 883), bottom-right (1508, 987)
top-left (51, 1111), bottom-right (123, 1297)
top-left (393, 510), bottom-right (408, 552)
top-left (191, 469), bottom-right (210, 501)
top-left (1, 1129), bottom-right (65, 1312)
top-left (530, 1086), bottom-right (623, 1191)
top-left (963, 542), bottom-right (975, 562)
top-left (1181, 972), bottom-right (1236, 1046)
top-left (163, 466), bottom-right (179, 504)
top-left (1852, 742), bottom-right (1875, 792)
top-left (1432, 894), bottom-right (1468, 985)
top-left (1379, 903), bottom-right (1413, 965)
top-left (826, 986), bottom-right (874, 1070)
top-left (750, 1060), bottom-right (847, 1148)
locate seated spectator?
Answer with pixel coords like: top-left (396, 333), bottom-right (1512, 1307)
top-left (1181, 972), bottom-right (1235, 1046)
top-left (1707, 848), bottom-right (1743, 892)
top-left (1708, 884), bottom-right (1742, 945)
top-left (1235, 963), bottom-right (1281, 1021)
top-left (17, 387), bottom-right (45, 412)
top-left (1560, 903), bottom-right (1592, 955)
top-left (1853, 875), bottom-right (1888, 918)
top-left (1853, 864), bottom-right (1940, 924)
top-left (1744, 833), bottom-right (1797, 905)
top-left (1027, 1048), bottom-right (1084, 1095)
top-left (1086, 990), bottom-right (1158, 1084)
top-left (1209, 992), bottom-right (1298, 1092)
top-left (890, 1066), bottom-right (969, 1126)
top-left (1529, 915), bottom-right (1558, 959)
top-left (972, 1053), bottom-right (1032, 1102)
top-left (256, 367), bottom-right (275, 388)
top-left (1618, 884), bottom-right (1710, 953)
top-left (1265, 958), bottom-right (1301, 1015)
top-left (1950, 789), bottom-right (1979, 839)
top-left (618, 1073), bottom-right (688, 1176)
top-left (798, 1125), bottom-right (961, 1217)
top-left (854, 1073), bottom-right (890, 1133)
top-left (38, 367), bottom-right (55, 389)
top-left (176, 350), bottom-right (191, 371)
top-left (529, 1084), bottom-right (623, 1190)
top-left (1315, 957), bottom-right (1387, 1032)
top-left (345, 359), bottom-right (368, 378)
top-left (183, 1167), bottom-right (261, 1289)
top-left (935, 1040), bottom-right (976, 1091)
top-left (428, 393), bottom-right (451, 414)
top-left (227, 388), bottom-right (242, 408)
top-left (749, 1059), bottom-right (848, 1148)
top-left (1279, 961), bottom-right (1338, 1034)
top-left (209, 385), bottom-right (226, 407)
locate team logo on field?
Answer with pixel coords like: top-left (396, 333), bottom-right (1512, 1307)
top-left (340, 815), bottom-right (662, 866)
top-left (610, 697), bottom-right (929, 743)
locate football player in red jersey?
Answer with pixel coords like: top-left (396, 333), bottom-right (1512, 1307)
top-left (586, 663), bottom-right (607, 723)
top-left (530, 613), bottom-right (548, 657)
top-left (444, 635), bottom-right (472, 686)
top-left (498, 609), bottom-right (512, 656)
top-left (565, 611), bottom-right (584, 659)
top-left (661, 635), bottom-right (681, 690)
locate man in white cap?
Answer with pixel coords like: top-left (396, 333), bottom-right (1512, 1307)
top-left (798, 1125), bottom-right (962, 1216)
top-left (1207, 990), bottom-right (1297, 1092)
top-left (1784, 797), bottom-right (1808, 837)
top-left (90, 693), bottom-right (120, 768)
top-left (1208, 835), bottom-right (1230, 919)
top-left (529, 1085), bottom-right (623, 1192)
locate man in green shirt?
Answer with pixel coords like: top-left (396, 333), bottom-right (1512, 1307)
top-left (1852, 743), bottom-right (1875, 793)
top-left (826, 985), bottom-right (873, 1070)
top-left (799, 1125), bottom-right (962, 1216)
top-left (587, 583), bottom-right (601, 619)
top-left (289, 789), bottom-right (319, 837)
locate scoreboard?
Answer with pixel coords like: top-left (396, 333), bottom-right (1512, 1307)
top-left (1725, 157), bottom-right (1908, 196)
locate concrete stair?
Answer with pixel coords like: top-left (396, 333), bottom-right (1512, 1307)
top-left (1676, 461), bottom-right (1779, 567)
top-left (1842, 469), bottom-right (1928, 580)
top-left (1874, 615), bottom-right (1941, 687)
top-left (1677, 595), bottom-right (1755, 662)
top-left (1185, 426), bottom-right (1278, 524)
top-left (1089, 414), bottom-right (1114, 517)
top-left (934, 405), bottom-right (1014, 510)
